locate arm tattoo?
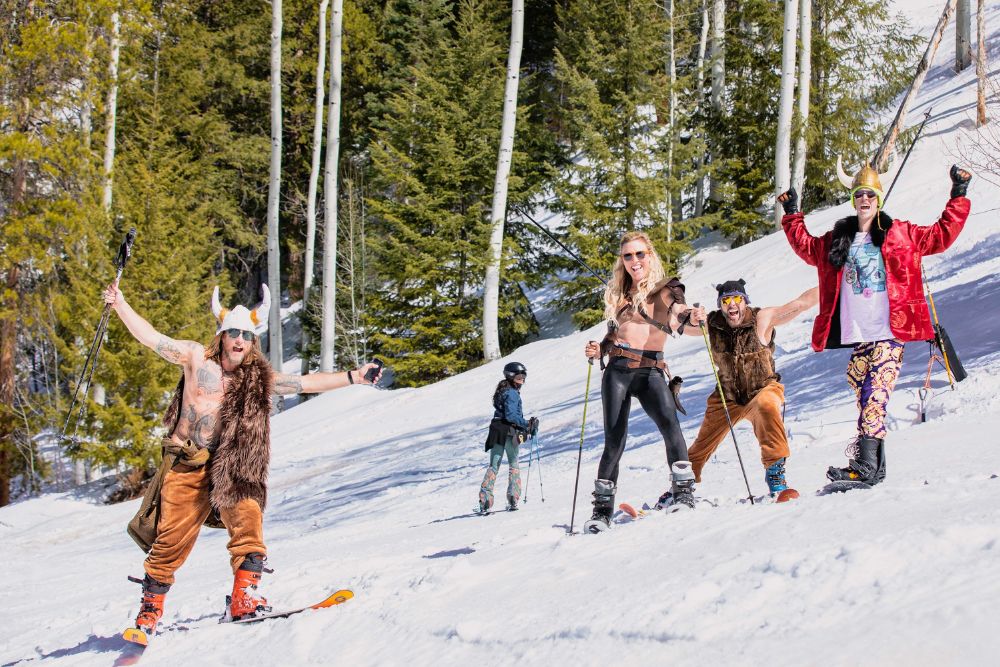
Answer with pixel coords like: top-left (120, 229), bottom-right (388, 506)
top-left (273, 373), bottom-right (303, 395)
top-left (155, 336), bottom-right (185, 364)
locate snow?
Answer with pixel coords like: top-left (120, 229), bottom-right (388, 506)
top-left (3, 2), bottom-right (1000, 665)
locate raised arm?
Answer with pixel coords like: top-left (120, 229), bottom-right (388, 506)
top-left (272, 361), bottom-right (383, 396)
top-left (756, 287), bottom-right (819, 340)
top-left (909, 167), bottom-right (971, 256)
top-left (104, 281), bottom-right (200, 366)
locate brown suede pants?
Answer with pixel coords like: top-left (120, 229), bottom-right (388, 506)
top-left (144, 463), bottom-right (266, 585)
top-left (688, 382), bottom-right (790, 482)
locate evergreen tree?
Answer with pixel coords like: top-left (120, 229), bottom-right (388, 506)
top-left (367, 0), bottom-right (535, 385)
top-left (549, 0), bottom-right (689, 327)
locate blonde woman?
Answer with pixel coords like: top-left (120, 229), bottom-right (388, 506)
top-left (582, 232), bottom-right (703, 532)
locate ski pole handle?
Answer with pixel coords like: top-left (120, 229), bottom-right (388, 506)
top-left (115, 227), bottom-right (137, 271)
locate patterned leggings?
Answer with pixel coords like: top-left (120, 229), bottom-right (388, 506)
top-left (479, 436), bottom-right (521, 510)
top-left (846, 340), bottom-right (905, 439)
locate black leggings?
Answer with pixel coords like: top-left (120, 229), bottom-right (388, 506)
top-left (597, 357), bottom-right (688, 483)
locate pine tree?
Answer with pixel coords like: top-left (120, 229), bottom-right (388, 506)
top-left (367, 0), bottom-right (534, 385)
top-left (550, 0), bottom-right (690, 327)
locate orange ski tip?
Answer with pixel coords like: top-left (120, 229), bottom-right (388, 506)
top-left (776, 488), bottom-right (800, 503)
top-left (314, 589), bottom-right (355, 609)
top-left (122, 628), bottom-right (149, 646)
top-left (618, 503), bottom-right (639, 518)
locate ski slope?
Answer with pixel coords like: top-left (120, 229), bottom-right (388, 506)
top-left (3, 3), bottom-right (1000, 665)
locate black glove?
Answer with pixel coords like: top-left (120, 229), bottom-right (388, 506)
top-left (778, 187), bottom-right (798, 215)
top-left (527, 416), bottom-right (539, 436)
top-left (950, 164), bottom-right (971, 198)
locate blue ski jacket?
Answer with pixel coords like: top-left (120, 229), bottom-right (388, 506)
top-left (493, 387), bottom-right (528, 430)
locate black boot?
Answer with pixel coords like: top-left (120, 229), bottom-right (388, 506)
top-left (826, 436), bottom-right (881, 485)
top-left (583, 479), bottom-right (615, 533)
top-left (875, 440), bottom-right (886, 484)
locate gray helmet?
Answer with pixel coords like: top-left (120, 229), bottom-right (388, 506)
top-left (503, 361), bottom-right (527, 379)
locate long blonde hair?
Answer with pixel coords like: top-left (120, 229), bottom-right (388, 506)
top-left (603, 231), bottom-right (666, 326)
top-left (204, 331), bottom-right (265, 367)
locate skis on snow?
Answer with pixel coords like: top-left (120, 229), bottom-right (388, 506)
top-left (117, 588), bottom-right (354, 663)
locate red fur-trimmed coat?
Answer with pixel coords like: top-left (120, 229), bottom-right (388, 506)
top-left (781, 196), bottom-right (970, 351)
top-left (163, 355), bottom-right (273, 511)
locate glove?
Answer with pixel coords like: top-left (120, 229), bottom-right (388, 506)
top-left (777, 187), bottom-right (798, 215)
top-left (527, 416), bottom-right (539, 436)
top-left (950, 164), bottom-right (971, 198)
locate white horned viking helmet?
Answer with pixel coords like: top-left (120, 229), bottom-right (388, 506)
top-left (211, 284), bottom-right (270, 334)
top-left (836, 154), bottom-right (896, 210)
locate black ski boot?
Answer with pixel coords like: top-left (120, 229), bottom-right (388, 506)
top-left (826, 436), bottom-right (882, 485)
top-left (583, 478), bottom-right (615, 533)
top-left (664, 461), bottom-right (696, 512)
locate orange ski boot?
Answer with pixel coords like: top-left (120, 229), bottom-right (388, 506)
top-left (227, 553), bottom-right (272, 621)
top-left (123, 574), bottom-right (170, 645)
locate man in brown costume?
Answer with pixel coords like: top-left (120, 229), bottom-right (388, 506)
top-left (103, 280), bottom-right (381, 640)
top-left (685, 280), bottom-right (818, 497)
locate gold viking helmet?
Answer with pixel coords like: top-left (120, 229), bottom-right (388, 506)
top-left (836, 155), bottom-right (894, 210)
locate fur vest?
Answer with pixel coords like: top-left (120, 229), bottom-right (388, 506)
top-left (163, 355), bottom-right (273, 510)
top-left (707, 308), bottom-right (779, 405)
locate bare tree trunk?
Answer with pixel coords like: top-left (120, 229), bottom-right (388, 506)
top-left (774, 0), bottom-right (799, 226)
top-left (874, 0), bottom-right (957, 170)
top-left (791, 0), bottom-right (812, 201)
top-left (320, 0), bottom-right (343, 372)
top-left (976, 0), bottom-right (988, 126)
top-left (302, 0), bottom-right (329, 376)
top-left (483, 0), bottom-right (524, 362)
top-left (694, 0), bottom-right (709, 217)
top-left (102, 10), bottom-right (120, 213)
top-left (956, 0), bottom-right (972, 71)
top-left (665, 0), bottom-right (676, 242)
top-left (267, 0), bottom-right (284, 370)
top-left (708, 0), bottom-right (725, 202)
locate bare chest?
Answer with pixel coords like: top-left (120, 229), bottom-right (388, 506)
top-left (173, 362), bottom-right (229, 448)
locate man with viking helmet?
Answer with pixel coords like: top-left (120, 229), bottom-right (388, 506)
top-left (102, 280), bottom-right (381, 640)
top-left (582, 231), bottom-right (701, 532)
top-left (777, 160), bottom-right (971, 487)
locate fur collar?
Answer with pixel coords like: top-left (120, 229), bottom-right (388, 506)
top-left (829, 211), bottom-right (893, 267)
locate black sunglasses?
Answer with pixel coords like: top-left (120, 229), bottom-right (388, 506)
top-left (226, 328), bottom-right (256, 342)
top-left (622, 251), bottom-right (647, 262)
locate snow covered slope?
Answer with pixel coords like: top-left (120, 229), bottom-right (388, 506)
top-left (3, 3), bottom-right (999, 665)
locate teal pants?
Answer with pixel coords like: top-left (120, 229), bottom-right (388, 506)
top-left (479, 436), bottom-right (521, 510)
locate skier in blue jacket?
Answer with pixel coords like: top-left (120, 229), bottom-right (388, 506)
top-left (478, 362), bottom-right (537, 513)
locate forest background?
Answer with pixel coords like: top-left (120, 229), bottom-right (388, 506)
top-left (0, 0), bottom-right (932, 502)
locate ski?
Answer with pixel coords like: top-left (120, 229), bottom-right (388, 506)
top-left (226, 588), bottom-right (354, 625)
top-left (817, 480), bottom-right (872, 495)
top-left (618, 502), bottom-right (647, 519)
top-left (116, 588), bottom-right (354, 663)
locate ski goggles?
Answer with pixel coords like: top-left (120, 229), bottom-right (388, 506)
top-left (853, 189), bottom-right (878, 200)
top-left (621, 251), bottom-right (648, 262)
top-left (721, 295), bottom-right (745, 306)
top-left (225, 328), bottom-right (257, 342)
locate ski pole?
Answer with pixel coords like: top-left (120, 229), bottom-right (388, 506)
top-left (63, 228), bottom-right (137, 440)
top-left (523, 434), bottom-right (534, 503)
top-left (568, 359), bottom-right (593, 535)
top-left (882, 108), bottom-right (932, 205)
top-left (533, 434), bottom-right (545, 502)
top-left (511, 206), bottom-right (609, 286)
top-left (696, 305), bottom-right (754, 504)
top-left (924, 273), bottom-right (958, 388)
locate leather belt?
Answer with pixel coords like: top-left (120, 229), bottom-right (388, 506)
top-left (608, 346), bottom-right (667, 371)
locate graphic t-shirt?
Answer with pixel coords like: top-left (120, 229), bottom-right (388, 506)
top-left (840, 232), bottom-right (892, 344)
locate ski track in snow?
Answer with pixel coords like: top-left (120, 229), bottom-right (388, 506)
top-left (3, 3), bottom-right (1000, 665)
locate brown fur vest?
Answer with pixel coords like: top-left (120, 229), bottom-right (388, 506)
top-left (707, 308), bottom-right (779, 405)
top-left (163, 355), bottom-right (273, 510)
